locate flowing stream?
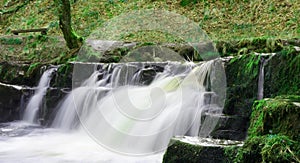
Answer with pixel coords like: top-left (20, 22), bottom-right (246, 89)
top-left (257, 54), bottom-right (275, 100)
top-left (23, 67), bottom-right (57, 123)
top-left (0, 60), bottom-right (224, 162)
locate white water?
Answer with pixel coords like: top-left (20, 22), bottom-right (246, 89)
top-left (257, 54), bottom-right (275, 100)
top-left (23, 67), bottom-right (57, 123)
top-left (0, 60), bottom-right (224, 162)
top-left (0, 122), bottom-right (163, 163)
top-left (53, 60), bottom-right (223, 155)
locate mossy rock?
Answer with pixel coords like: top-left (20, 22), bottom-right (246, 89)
top-left (50, 63), bottom-right (73, 88)
top-left (163, 137), bottom-right (243, 163)
top-left (224, 50), bottom-right (299, 135)
top-left (0, 61), bottom-right (41, 87)
top-left (248, 98), bottom-right (300, 141)
top-left (215, 37), bottom-right (286, 57)
top-left (233, 97), bottom-right (300, 162)
top-left (264, 48), bottom-right (300, 96)
top-left (224, 54), bottom-right (260, 117)
top-left (233, 135), bottom-right (300, 163)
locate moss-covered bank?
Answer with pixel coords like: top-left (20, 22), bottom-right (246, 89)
top-left (228, 97), bottom-right (300, 162)
top-left (264, 47), bottom-right (300, 96)
top-left (249, 98), bottom-right (300, 141)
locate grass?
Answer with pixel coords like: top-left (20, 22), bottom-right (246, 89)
top-left (0, 35), bottom-right (68, 64)
top-left (0, 0), bottom-right (299, 64)
top-left (1, 0), bottom-right (299, 41)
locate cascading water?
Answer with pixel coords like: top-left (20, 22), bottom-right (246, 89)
top-left (23, 67), bottom-right (57, 123)
top-left (0, 60), bottom-right (224, 162)
top-left (52, 59), bottom-right (224, 155)
top-left (0, 8), bottom-right (227, 162)
top-left (257, 54), bottom-right (275, 100)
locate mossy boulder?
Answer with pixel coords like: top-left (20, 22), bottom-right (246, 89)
top-left (264, 47), bottom-right (300, 96)
top-left (249, 98), bottom-right (300, 141)
top-left (230, 97), bottom-right (300, 162)
top-left (224, 47), bottom-right (300, 118)
top-left (224, 54), bottom-right (260, 118)
top-left (163, 137), bottom-right (243, 163)
top-left (232, 134), bottom-right (300, 163)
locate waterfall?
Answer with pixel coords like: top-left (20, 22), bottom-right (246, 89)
top-left (52, 59), bottom-right (224, 155)
top-left (23, 67), bottom-right (57, 123)
top-left (257, 54), bottom-right (275, 100)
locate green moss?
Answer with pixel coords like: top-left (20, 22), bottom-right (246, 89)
top-left (163, 139), bottom-right (243, 163)
top-left (0, 35), bottom-right (68, 64)
top-left (224, 146), bottom-right (240, 162)
top-left (2, 0), bottom-right (300, 40)
top-left (274, 95), bottom-right (300, 102)
top-left (216, 37), bottom-right (284, 57)
top-left (0, 37), bottom-right (23, 45)
top-left (224, 54), bottom-right (260, 117)
top-left (52, 63), bottom-right (72, 88)
top-left (233, 135), bottom-right (300, 163)
top-left (261, 135), bottom-right (300, 162)
top-left (3, 68), bottom-right (17, 81)
top-left (163, 140), bottom-right (203, 163)
top-left (249, 98), bottom-right (300, 141)
top-left (26, 62), bottom-right (41, 77)
top-left (264, 48), bottom-right (300, 96)
top-left (233, 97), bottom-right (300, 162)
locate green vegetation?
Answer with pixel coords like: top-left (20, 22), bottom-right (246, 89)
top-left (230, 135), bottom-right (300, 163)
top-left (0, 37), bottom-right (22, 45)
top-left (163, 139), bottom-right (238, 163)
top-left (224, 54), bottom-right (261, 117)
top-left (163, 140), bottom-right (204, 162)
top-left (229, 97), bottom-right (300, 163)
top-left (222, 51), bottom-right (300, 162)
top-left (1, 1), bottom-right (300, 162)
top-left (249, 98), bottom-right (300, 141)
top-left (1, 0), bottom-right (299, 40)
top-left (1, 0), bottom-right (299, 64)
top-left (215, 37), bottom-right (286, 57)
top-left (26, 62), bottom-right (40, 76)
top-left (264, 46), bottom-right (300, 96)
top-left (0, 35), bottom-right (68, 64)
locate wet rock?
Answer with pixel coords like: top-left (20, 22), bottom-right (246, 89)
top-left (0, 83), bottom-right (31, 122)
top-left (0, 62), bottom-right (40, 87)
top-left (204, 114), bottom-right (248, 141)
top-left (163, 136), bottom-right (243, 163)
top-left (40, 88), bottom-right (69, 126)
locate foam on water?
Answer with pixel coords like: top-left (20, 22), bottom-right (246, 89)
top-left (0, 122), bottom-right (163, 163)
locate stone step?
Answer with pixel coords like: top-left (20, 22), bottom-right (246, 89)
top-left (0, 83), bottom-right (32, 122)
top-left (163, 136), bottom-right (243, 163)
top-left (200, 113), bottom-right (248, 141)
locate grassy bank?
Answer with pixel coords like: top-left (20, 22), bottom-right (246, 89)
top-left (1, 0), bottom-right (299, 41)
top-left (1, 0), bottom-right (299, 64)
